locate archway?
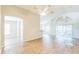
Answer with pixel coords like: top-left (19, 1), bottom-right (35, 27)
top-left (51, 12), bottom-right (79, 48)
top-left (41, 10), bottom-right (79, 49)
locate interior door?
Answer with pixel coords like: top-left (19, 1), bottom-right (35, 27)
top-left (4, 16), bottom-right (23, 54)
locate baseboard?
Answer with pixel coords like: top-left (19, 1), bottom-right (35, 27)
top-left (24, 37), bottom-right (42, 42)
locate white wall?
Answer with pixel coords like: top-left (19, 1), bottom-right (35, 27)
top-left (2, 6), bottom-right (41, 42)
top-left (72, 23), bottom-right (79, 39)
top-left (0, 6), bottom-right (1, 53)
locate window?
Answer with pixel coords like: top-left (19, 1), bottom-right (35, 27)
top-left (56, 25), bottom-right (72, 38)
top-left (40, 17), bottom-right (50, 33)
top-left (56, 25), bottom-right (73, 46)
top-left (5, 23), bottom-right (11, 35)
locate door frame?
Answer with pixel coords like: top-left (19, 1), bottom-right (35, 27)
top-left (1, 16), bottom-right (23, 53)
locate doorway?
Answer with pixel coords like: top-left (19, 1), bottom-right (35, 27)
top-left (3, 16), bottom-right (23, 54)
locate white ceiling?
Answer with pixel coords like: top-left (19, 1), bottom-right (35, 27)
top-left (16, 5), bottom-right (54, 15)
top-left (16, 5), bottom-right (79, 15)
